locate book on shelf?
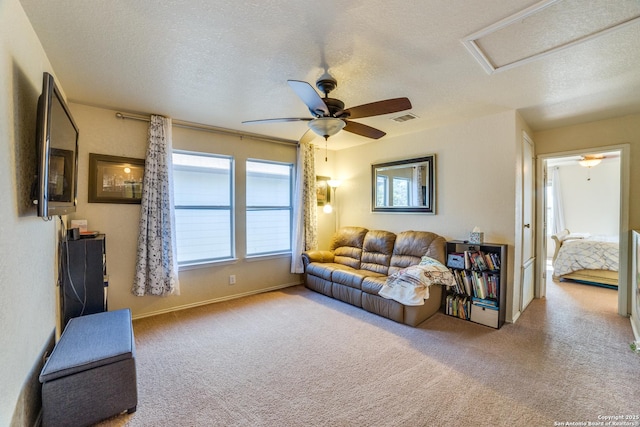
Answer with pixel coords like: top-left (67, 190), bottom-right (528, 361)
top-left (462, 250), bottom-right (501, 271)
top-left (449, 269), bottom-right (474, 296)
top-left (471, 297), bottom-right (498, 309)
top-left (445, 294), bottom-right (471, 319)
top-left (449, 268), bottom-right (500, 301)
top-left (470, 271), bottom-right (500, 300)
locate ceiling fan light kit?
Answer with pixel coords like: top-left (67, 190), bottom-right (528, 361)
top-left (242, 72), bottom-right (412, 141)
top-left (308, 117), bottom-right (346, 139)
top-left (579, 156), bottom-right (604, 168)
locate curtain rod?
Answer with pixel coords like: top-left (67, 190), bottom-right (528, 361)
top-left (115, 112), bottom-right (299, 146)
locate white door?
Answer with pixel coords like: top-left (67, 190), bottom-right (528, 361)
top-left (521, 133), bottom-right (535, 310)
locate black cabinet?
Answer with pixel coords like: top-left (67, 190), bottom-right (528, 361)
top-left (61, 234), bottom-right (107, 326)
top-left (445, 240), bottom-right (507, 329)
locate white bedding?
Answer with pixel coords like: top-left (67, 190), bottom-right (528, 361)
top-left (553, 238), bottom-right (619, 277)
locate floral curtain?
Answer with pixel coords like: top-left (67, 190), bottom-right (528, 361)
top-left (132, 115), bottom-right (180, 296)
top-left (291, 139), bottom-right (318, 273)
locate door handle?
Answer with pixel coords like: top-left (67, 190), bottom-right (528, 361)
top-left (524, 224), bottom-right (530, 228)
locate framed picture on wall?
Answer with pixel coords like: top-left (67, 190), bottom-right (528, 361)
top-left (316, 176), bottom-right (331, 206)
top-left (88, 153), bottom-right (145, 204)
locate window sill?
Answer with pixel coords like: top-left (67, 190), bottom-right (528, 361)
top-left (245, 252), bottom-right (291, 262)
top-left (178, 258), bottom-right (239, 271)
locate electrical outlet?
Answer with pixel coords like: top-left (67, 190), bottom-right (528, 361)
top-left (229, 274), bottom-right (236, 285)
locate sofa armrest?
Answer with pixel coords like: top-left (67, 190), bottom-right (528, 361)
top-left (302, 250), bottom-right (335, 270)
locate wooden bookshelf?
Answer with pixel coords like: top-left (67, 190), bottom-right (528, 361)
top-left (445, 240), bottom-right (507, 329)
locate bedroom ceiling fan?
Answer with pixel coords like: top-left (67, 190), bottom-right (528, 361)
top-left (242, 72), bottom-right (412, 140)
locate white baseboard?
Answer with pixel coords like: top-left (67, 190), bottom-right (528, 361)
top-left (131, 281), bottom-right (303, 321)
top-left (631, 315), bottom-right (640, 343)
top-left (508, 310), bottom-right (521, 324)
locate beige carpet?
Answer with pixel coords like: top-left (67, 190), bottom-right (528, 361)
top-left (98, 275), bottom-right (639, 427)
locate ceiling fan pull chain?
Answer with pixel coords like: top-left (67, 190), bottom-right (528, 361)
top-left (325, 137), bottom-right (328, 162)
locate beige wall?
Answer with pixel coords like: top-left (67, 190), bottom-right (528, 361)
top-left (68, 104), bottom-right (301, 319)
top-left (0, 0), bottom-right (59, 424)
top-left (333, 110), bottom-right (521, 320)
top-left (556, 159), bottom-right (621, 236)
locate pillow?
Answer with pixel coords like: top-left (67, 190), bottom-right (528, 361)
top-left (418, 256), bottom-right (456, 287)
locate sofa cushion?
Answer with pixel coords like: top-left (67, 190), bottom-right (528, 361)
top-left (360, 230), bottom-right (396, 275)
top-left (332, 269), bottom-right (366, 289)
top-left (330, 226), bottom-right (368, 269)
top-left (361, 276), bottom-right (386, 295)
top-left (333, 269), bottom-right (386, 290)
top-left (389, 231), bottom-right (446, 275)
top-left (306, 262), bottom-right (353, 281)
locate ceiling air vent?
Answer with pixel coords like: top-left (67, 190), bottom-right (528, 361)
top-left (391, 113), bottom-right (418, 123)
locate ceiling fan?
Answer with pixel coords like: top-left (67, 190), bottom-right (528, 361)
top-left (242, 72), bottom-right (412, 140)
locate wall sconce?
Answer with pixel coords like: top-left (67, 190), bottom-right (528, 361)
top-left (322, 180), bottom-right (342, 214)
top-left (328, 179), bottom-right (342, 189)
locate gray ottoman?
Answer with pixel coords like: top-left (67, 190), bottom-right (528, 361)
top-left (39, 309), bottom-right (138, 427)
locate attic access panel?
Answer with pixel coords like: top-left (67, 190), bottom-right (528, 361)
top-left (463, 0), bottom-right (640, 73)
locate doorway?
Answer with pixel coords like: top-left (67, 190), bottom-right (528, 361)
top-left (537, 146), bottom-right (629, 316)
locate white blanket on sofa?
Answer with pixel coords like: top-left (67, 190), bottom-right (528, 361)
top-left (378, 258), bottom-right (455, 306)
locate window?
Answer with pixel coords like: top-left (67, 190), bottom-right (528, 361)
top-left (173, 151), bottom-right (233, 265)
top-left (392, 177), bottom-right (410, 206)
top-left (246, 160), bottom-right (292, 256)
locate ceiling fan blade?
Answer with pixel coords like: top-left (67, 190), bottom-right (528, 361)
top-left (242, 117), bottom-right (311, 124)
top-left (342, 97), bottom-right (412, 119)
top-left (287, 80), bottom-right (329, 116)
top-left (343, 120), bottom-right (386, 139)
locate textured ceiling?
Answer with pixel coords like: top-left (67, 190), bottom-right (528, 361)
top-left (18, 0), bottom-right (640, 150)
top-left (467, 0), bottom-right (640, 71)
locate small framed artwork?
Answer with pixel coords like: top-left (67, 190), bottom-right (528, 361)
top-left (316, 176), bottom-right (331, 206)
top-left (88, 153), bottom-right (145, 204)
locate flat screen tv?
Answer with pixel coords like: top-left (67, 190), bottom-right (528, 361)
top-left (33, 72), bottom-right (79, 218)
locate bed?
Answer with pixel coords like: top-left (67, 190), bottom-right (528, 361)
top-left (551, 229), bottom-right (619, 287)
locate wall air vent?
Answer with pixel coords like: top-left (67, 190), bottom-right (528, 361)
top-left (391, 113), bottom-right (418, 123)
top-left (462, 0), bottom-right (640, 74)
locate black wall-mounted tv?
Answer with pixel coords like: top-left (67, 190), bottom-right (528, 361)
top-left (33, 72), bottom-right (79, 218)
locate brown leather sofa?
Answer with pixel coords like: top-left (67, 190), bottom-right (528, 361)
top-left (302, 227), bottom-right (447, 326)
